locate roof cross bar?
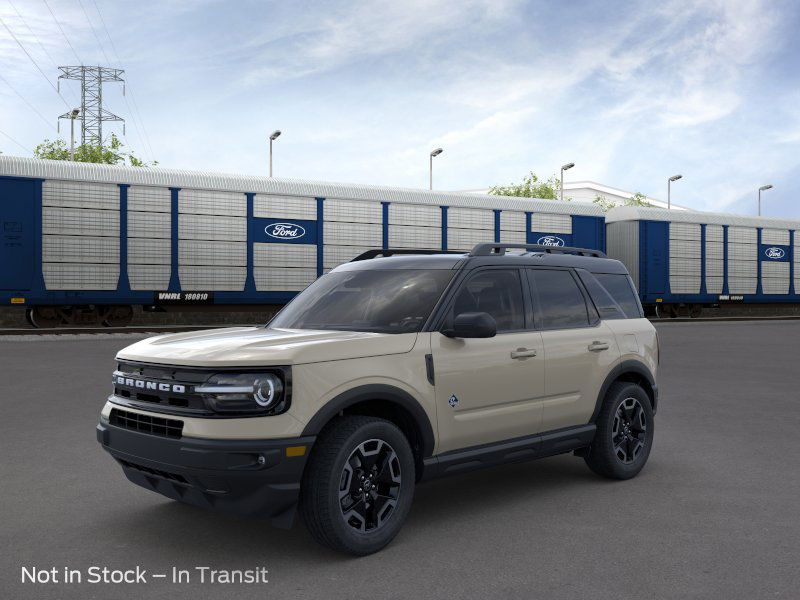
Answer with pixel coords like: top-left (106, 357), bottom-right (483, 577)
top-left (350, 249), bottom-right (464, 262)
top-left (469, 243), bottom-right (607, 258)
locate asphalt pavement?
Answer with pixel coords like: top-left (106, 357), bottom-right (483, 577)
top-left (1, 321), bottom-right (799, 599)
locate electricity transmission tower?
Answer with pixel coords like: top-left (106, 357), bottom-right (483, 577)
top-left (57, 66), bottom-right (125, 146)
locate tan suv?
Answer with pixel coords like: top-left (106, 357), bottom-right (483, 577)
top-left (97, 243), bottom-right (659, 555)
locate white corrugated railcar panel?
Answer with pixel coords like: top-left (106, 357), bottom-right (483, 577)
top-left (727, 243), bottom-right (757, 261)
top-left (706, 276), bottom-right (723, 294)
top-left (179, 266), bottom-right (246, 290)
top-left (388, 225), bottom-right (441, 249)
top-left (129, 211), bottom-right (170, 239)
top-left (501, 211), bottom-right (526, 232)
top-left (179, 240), bottom-right (246, 266)
top-left (669, 257), bottom-right (701, 275)
top-left (128, 238), bottom-right (171, 264)
top-left (447, 228), bottom-right (495, 251)
top-left (762, 261), bottom-right (790, 295)
top-left (705, 241), bottom-right (724, 260)
top-left (42, 206), bottom-right (119, 237)
top-left (324, 245), bottom-right (374, 269)
top-left (605, 221), bottom-right (640, 288)
top-left (128, 186), bottom-right (170, 213)
top-left (728, 226), bottom-right (757, 244)
top-left (43, 262), bottom-right (119, 290)
top-left (705, 258), bottom-right (724, 278)
top-left (728, 261), bottom-right (757, 277)
top-left (706, 225), bottom-right (724, 242)
top-left (388, 203), bottom-right (441, 227)
top-left (531, 213), bottom-right (571, 234)
top-left (254, 267), bottom-right (317, 291)
top-left (728, 277), bottom-right (757, 294)
top-left (179, 188), bottom-right (246, 217)
top-left (669, 275), bottom-right (700, 294)
top-left (254, 243), bottom-right (316, 268)
top-left (669, 222), bottom-right (701, 241)
top-left (129, 264), bottom-right (171, 290)
top-left (448, 207), bottom-right (494, 230)
top-left (179, 214), bottom-right (246, 241)
top-left (762, 278), bottom-right (790, 294)
top-left (669, 239), bottom-right (701, 259)
top-left (761, 229), bottom-right (790, 245)
top-left (43, 235), bottom-right (118, 264)
top-left (500, 229), bottom-right (527, 244)
top-left (42, 180), bottom-right (118, 211)
top-left (254, 195), bottom-right (316, 220)
top-left (325, 221), bottom-right (382, 246)
top-left (324, 199), bottom-right (382, 224)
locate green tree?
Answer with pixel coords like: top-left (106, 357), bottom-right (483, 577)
top-left (34, 133), bottom-right (156, 166)
top-left (489, 172), bottom-right (565, 200)
top-left (593, 191), bottom-right (654, 212)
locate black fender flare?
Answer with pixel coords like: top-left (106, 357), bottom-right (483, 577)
top-left (590, 360), bottom-right (658, 422)
top-left (301, 384), bottom-right (436, 458)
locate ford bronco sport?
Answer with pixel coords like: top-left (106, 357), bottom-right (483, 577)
top-left (97, 243), bottom-right (659, 555)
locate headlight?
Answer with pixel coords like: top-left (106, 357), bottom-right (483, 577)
top-left (195, 372), bottom-right (287, 415)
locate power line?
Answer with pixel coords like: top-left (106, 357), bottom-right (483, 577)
top-left (6, 0), bottom-right (81, 106)
top-left (76, 0), bottom-right (111, 65)
top-left (0, 14), bottom-right (71, 109)
top-left (0, 72), bottom-right (59, 132)
top-left (89, 0), bottom-right (156, 162)
top-left (0, 127), bottom-right (32, 153)
top-left (42, 0), bottom-right (83, 65)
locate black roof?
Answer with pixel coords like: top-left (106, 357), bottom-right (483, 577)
top-left (336, 245), bottom-right (630, 275)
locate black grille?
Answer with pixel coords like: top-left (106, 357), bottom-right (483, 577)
top-left (109, 408), bottom-right (184, 439)
top-left (118, 459), bottom-right (188, 484)
top-left (113, 361), bottom-right (210, 414)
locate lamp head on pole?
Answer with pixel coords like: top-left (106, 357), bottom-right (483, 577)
top-left (669, 174), bottom-right (682, 182)
top-left (270, 130), bottom-right (282, 141)
top-left (430, 148), bottom-right (443, 158)
top-left (759, 184), bottom-right (773, 192)
top-left (561, 162), bottom-right (575, 171)
top-left (70, 108), bottom-right (80, 118)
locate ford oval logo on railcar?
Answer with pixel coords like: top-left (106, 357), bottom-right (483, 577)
top-left (536, 235), bottom-right (566, 247)
top-left (765, 246), bottom-right (786, 260)
top-left (265, 222), bottom-right (306, 240)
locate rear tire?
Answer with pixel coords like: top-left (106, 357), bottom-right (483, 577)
top-left (584, 382), bottom-right (654, 480)
top-left (300, 416), bottom-right (415, 556)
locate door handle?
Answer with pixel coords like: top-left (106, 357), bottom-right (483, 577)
top-left (510, 348), bottom-right (538, 359)
top-left (588, 341), bottom-right (610, 352)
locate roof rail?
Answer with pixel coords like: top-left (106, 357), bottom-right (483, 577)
top-left (469, 243), bottom-right (607, 258)
top-left (350, 248), bottom-right (464, 262)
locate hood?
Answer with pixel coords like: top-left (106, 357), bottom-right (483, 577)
top-left (116, 326), bottom-right (418, 367)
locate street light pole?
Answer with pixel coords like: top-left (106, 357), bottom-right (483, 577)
top-left (429, 148), bottom-right (443, 190)
top-left (560, 162), bottom-right (574, 201)
top-left (269, 130), bottom-right (281, 177)
top-left (758, 184), bottom-right (773, 216)
top-left (668, 174), bottom-right (682, 209)
top-left (69, 108), bottom-right (80, 161)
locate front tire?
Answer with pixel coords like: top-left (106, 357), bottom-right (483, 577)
top-left (300, 416), bottom-right (415, 556)
top-left (584, 382), bottom-right (654, 479)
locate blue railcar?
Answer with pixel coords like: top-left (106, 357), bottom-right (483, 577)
top-left (606, 206), bottom-right (800, 317)
top-left (0, 156), bottom-right (606, 326)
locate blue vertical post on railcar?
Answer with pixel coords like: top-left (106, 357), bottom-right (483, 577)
top-left (790, 230), bottom-right (796, 296)
top-left (493, 210), bottom-right (501, 243)
top-left (440, 206), bottom-right (448, 251)
top-left (756, 228), bottom-right (763, 296)
top-left (381, 202), bottom-right (389, 250)
top-left (118, 184), bottom-right (131, 293)
top-left (244, 193), bottom-right (256, 293)
top-left (168, 188), bottom-right (181, 292)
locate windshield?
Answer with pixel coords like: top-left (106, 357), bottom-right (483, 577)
top-left (269, 269), bottom-right (454, 333)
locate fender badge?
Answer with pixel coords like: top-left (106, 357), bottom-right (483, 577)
top-left (448, 394), bottom-right (459, 408)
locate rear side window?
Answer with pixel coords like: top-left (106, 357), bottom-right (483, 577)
top-left (448, 269), bottom-right (525, 332)
top-left (576, 270), bottom-right (626, 320)
top-left (528, 269), bottom-right (590, 329)
top-left (593, 273), bottom-right (643, 318)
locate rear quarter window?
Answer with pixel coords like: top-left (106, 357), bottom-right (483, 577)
top-left (592, 272), bottom-right (643, 319)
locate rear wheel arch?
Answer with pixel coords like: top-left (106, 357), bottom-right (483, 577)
top-left (301, 384), bottom-right (435, 480)
top-left (591, 360), bottom-right (657, 422)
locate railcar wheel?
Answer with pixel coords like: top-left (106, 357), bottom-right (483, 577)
top-left (28, 306), bottom-right (62, 328)
top-left (101, 305), bottom-right (134, 327)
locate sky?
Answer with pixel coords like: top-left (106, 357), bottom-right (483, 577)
top-left (1, 0), bottom-right (800, 217)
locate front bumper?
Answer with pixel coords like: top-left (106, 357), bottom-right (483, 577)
top-left (96, 420), bottom-right (315, 528)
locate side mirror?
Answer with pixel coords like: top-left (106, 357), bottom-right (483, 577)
top-left (442, 312), bottom-right (497, 338)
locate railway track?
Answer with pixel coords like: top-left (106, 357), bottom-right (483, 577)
top-left (4, 315), bottom-right (800, 335)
